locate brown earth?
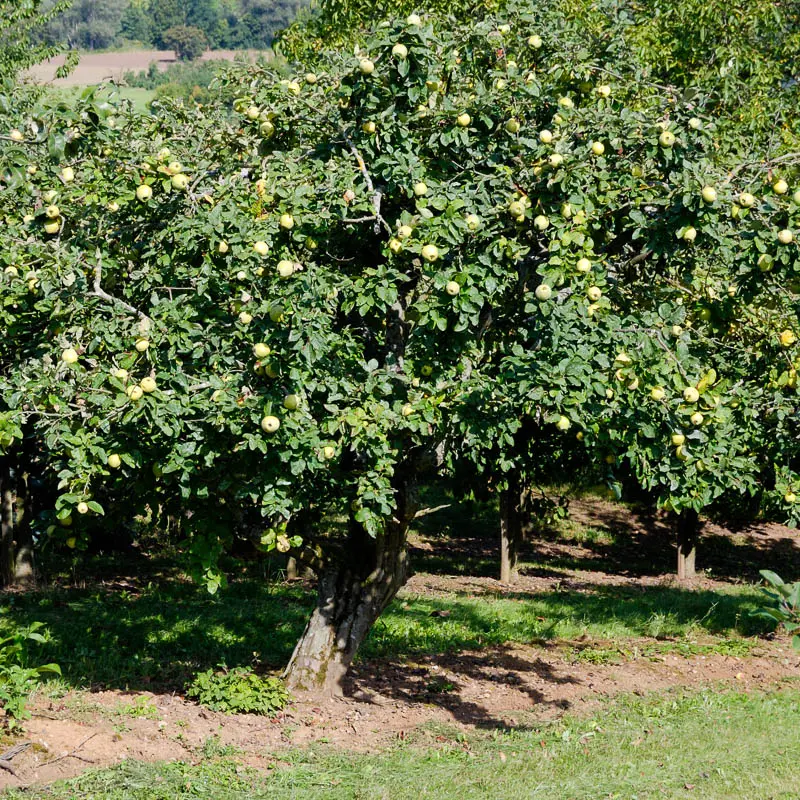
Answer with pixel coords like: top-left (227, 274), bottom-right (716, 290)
top-left (25, 50), bottom-right (268, 87)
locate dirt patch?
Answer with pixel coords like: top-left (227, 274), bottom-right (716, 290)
top-left (1, 637), bottom-right (797, 790)
top-left (25, 50), bottom-right (267, 87)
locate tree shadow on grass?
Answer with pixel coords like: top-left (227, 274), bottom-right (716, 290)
top-left (0, 573), bottom-right (314, 693)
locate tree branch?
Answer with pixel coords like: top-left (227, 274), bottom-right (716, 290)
top-left (90, 254), bottom-right (151, 322)
top-left (343, 135), bottom-right (392, 236)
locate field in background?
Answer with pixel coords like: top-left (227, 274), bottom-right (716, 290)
top-left (26, 49), bottom-right (268, 87)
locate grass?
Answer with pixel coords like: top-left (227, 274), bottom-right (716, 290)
top-left (0, 567), bottom-right (769, 694)
top-left (5, 685), bottom-right (800, 799)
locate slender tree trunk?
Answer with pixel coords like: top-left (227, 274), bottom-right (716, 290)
top-left (13, 466), bottom-right (34, 587)
top-left (0, 457), bottom-right (15, 587)
top-left (283, 474), bottom-right (417, 695)
top-left (676, 509), bottom-right (699, 579)
top-left (499, 473), bottom-right (522, 583)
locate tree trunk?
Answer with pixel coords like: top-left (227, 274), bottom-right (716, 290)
top-left (13, 466), bottom-right (34, 587)
top-left (283, 476), bottom-right (417, 695)
top-left (0, 457), bottom-right (15, 587)
top-left (677, 509), bottom-right (699, 579)
top-left (499, 473), bottom-right (522, 583)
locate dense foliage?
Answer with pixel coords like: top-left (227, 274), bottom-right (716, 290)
top-left (2, 0), bottom-right (799, 689)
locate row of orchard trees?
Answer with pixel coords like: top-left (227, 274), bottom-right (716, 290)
top-left (1, 0), bottom-right (799, 692)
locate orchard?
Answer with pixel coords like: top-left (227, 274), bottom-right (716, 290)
top-left (1, 0), bottom-right (800, 701)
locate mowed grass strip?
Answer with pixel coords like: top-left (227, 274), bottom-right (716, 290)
top-left (5, 686), bottom-right (800, 799)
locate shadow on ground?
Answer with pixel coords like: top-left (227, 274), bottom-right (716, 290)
top-left (410, 493), bottom-right (800, 584)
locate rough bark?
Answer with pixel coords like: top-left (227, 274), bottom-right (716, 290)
top-left (283, 473), bottom-right (417, 695)
top-left (676, 509), bottom-right (699, 579)
top-left (0, 457), bottom-right (14, 587)
top-left (499, 473), bottom-right (522, 583)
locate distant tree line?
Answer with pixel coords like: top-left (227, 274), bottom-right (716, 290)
top-left (41, 0), bottom-right (308, 51)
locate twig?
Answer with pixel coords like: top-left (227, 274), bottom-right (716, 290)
top-left (37, 732), bottom-right (98, 768)
top-left (0, 741), bottom-right (31, 776)
top-left (90, 253), bottom-right (151, 322)
top-left (413, 504), bottom-right (451, 519)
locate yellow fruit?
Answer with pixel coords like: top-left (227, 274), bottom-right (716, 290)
top-left (171, 173), bottom-right (189, 190)
top-left (690, 412), bottom-right (704, 426)
top-left (675, 445), bottom-right (689, 462)
top-left (682, 226), bottom-right (697, 242)
top-left (283, 394), bottom-right (300, 410)
top-left (650, 387), bottom-right (665, 401)
top-left (785, 492), bottom-right (797, 504)
top-left (659, 130), bottom-right (676, 147)
top-left (683, 387), bottom-right (700, 403)
top-left (61, 167), bottom-right (75, 183)
top-left (539, 129), bottom-right (553, 144)
top-left (533, 214), bottom-right (550, 231)
top-left (590, 141), bottom-right (605, 156)
top-left (445, 281), bottom-right (460, 296)
top-left (421, 244), bottom-right (439, 262)
top-left (576, 258), bottom-right (592, 273)
top-left (359, 58), bottom-right (375, 75)
top-left (773, 179), bottom-right (789, 195)
top-left (61, 347), bottom-right (79, 364)
top-left (362, 121), bottom-right (377, 134)
top-left (140, 377), bottom-right (157, 393)
top-left (107, 454), bottom-right (122, 469)
top-left (535, 284), bottom-right (552, 301)
top-left (413, 182), bottom-right (428, 196)
top-left (738, 192), bottom-right (756, 208)
top-left (323, 445), bottom-right (336, 459)
top-left (279, 213), bottom-right (294, 229)
top-left (701, 185), bottom-right (717, 203)
top-left (66, 537), bottom-right (77, 549)
top-left (43, 219), bottom-right (60, 235)
top-left (277, 260), bottom-right (295, 279)
top-left (238, 311), bottom-right (253, 325)
top-left (456, 113), bottom-right (471, 127)
top-left (556, 415), bottom-right (571, 431)
top-left (587, 286), bottom-right (602, 302)
top-left (528, 34), bottom-right (543, 48)
top-left (392, 43), bottom-right (408, 59)
top-left (777, 229), bottom-right (794, 245)
top-left (671, 433), bottom-right (685, 446)
top-left (780, 330), bottom-right (797, 347)
top-left (136, 184), bottom-right (152, 202)
top-left (401, 403), bottom-right (414, 417)
top-left (261, 415), bottom-right (281, 433)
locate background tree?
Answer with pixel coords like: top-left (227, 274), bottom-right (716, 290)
top-left (162, 25), bottom-right (208, 61)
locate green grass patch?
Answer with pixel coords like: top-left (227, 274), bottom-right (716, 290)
top-left (0, 572), bottom-right (768, 693)
top-left (6, 686), bottom-right (800, 799)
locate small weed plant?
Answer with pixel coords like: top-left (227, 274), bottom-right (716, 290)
top-left (186, 666), bottom-right (289, 715)
top-left (752, 570), bottom-right (800, 651)
top-left (0, 622), bottom-right (60, 727)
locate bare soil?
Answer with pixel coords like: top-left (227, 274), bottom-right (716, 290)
top-left (25, 50), bottom-right (267, 87)
top-left (0, 496), bottom-right (798, 790)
